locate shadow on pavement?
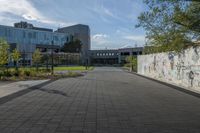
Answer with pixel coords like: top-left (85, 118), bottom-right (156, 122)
top-left (37, 88), bottom-right (68, 97)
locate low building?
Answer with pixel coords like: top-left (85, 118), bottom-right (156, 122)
top-left (89, 47), bottom-right (143, 65)
top-left (118, 47), bottom-right (143, 64)
top-left (89, 49), bottom-right (119, 65)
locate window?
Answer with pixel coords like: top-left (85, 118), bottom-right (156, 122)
top-left (33, 32), bottom-right (36, 39)
top-left (44, 34), bottom-right (47, 40)
top-left (28, 32), bottom-right (32, 38)
top-left (5, 28), bottom-right (11, 37)
top-left (133, 52), bottom-right (137, 55)
top-left (54, 36), bottom-right (58, 41)
top-left (23, 31), bottom-right (26, 38)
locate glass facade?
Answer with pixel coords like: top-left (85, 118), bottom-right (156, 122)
top-left (0, 25), bottom-right (69, 47)
top-left (0, 24), bottom-right (70, 66)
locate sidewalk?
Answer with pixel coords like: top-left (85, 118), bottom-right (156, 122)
top-left (122, 67), bottom-right (200, 98)
top-left (0, 80), bottom-right (49, 98)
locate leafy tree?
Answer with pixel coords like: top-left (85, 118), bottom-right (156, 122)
top-left (32, 49), bottom-right (42, 71)
top-left (61, 39), bottom-right (82, 53)
top-left (173, 1), bottom-right (200, 41)
top-left (0, 39), bottom-right (10, 68)
top-left (11, 48), bottom-right (21, 71)
top-left (125, 56), bottom-right (137, 72)
top-left (136, 0), bottom-right (199, 53)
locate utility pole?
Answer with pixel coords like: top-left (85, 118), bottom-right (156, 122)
top-left (51, 40), bottom-right (54, 75)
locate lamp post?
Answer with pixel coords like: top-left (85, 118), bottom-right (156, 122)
top-left (51, 40), bottom-right (54, 75)
top-left (23, 50), bottom-right (25, 67)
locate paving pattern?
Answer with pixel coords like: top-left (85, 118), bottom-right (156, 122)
top-left (0, 67), bottom-right (200, 133)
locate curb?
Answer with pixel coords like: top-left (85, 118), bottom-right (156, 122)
top-left (123, 68), bottom-right (200, 99)
top-left (0, 79), bottom-right (57, 105)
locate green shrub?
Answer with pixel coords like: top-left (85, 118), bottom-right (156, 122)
top-left (3, 71), bottom-right (12, 77)
top-left (30, 70), bottom-right (37, 77)
top-left (18, 70), bottom-right (25, 77)
top-left (124, 63), bottom-right (130, 68)
top-left (13, 71), bottom-right (19, 77)
top-left (24, 70), bottom-right (31, 76)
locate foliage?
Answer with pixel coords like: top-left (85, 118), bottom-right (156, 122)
top-left (173, 1), bottom-right (200, 38)
top-left (0, 38), bottom-right (10, 66)
top-left (54, 66), bottom-right (94, 71)
top-left (125, 56), bottom-right (137, 72)
top-left (136, 0), bottom-right (200, 53)
top-left (11, 48), bottom-right (21, 71)
top-left (61, 39), bottom-right (82, 53)
top-left (11, 48), bottom-right (21, 62)
top-left (32, 49), bottom-right (42, 71)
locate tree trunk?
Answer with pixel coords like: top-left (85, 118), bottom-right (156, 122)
top-left (36, 63), bottom-right (38, 72)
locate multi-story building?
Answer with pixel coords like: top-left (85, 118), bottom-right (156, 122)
top-left (56, 24), bottom-right (91, 64)
top-left (0, 23), bottom-right (69, 66)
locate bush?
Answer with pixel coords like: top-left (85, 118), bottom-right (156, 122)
top-left (0, 71), bottom-right (3, 78)
top-left (124, 63), bottom-right (130, 68)
top-left (24, 70), bottom-right (31, 76)
top-left (30, 70), bottom-right (40, 77)
top-left (3, 71), bottom-right (12, 77)
top-left (13, 71), bottom-right (19, 77)
top-left (18, 70), bottom-right (25, 77)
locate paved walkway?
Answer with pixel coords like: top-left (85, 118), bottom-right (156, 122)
top-left (0, 80), bottom-right (49, 98)
top-left (0, 67), bottom-right (200, 133)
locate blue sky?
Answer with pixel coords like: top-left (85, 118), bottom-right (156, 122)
top-left (0, 0), bottom-right (147, 50)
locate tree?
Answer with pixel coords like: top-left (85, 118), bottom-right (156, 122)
top-left (125, 56), bottom-right (137, 72)
top-left (0, 39), bottom-right (10, 68)
top-left (41, 54), bottom-right (50, 71)
top-left (136, 0), bottom-right (199, 53)
top-left (32, 49), bottom-right (42, 71)
top-left (173, 1), bottom-right (200, 40)
top-left (11, 48), bottom-right (21, 71)
top-left (61, 39), bottom-right (82, 53)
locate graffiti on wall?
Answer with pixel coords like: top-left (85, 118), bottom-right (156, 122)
top-left (138, 47), bottom-right (200, 89)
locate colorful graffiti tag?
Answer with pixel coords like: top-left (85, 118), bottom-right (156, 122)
top-left (138, 47), bottom-right (200, 89)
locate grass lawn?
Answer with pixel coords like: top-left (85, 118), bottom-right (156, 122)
top-left (0, 66), bottom-right (94, 81)
top-left (6, 66), bottom-right (94, 71)
top-left (54, 66), bottom-right (94, 71)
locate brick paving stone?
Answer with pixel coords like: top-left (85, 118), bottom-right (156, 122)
top-left (0, 67), bottom-right (200, 133)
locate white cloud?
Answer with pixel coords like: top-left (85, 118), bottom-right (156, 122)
top-left (92, 33), bottom-right (110, 46)
top-left (0, 0), bottom-right (74, 27)
top-left (92, 34), bottom-right (109, 40)
top-left (104, 8), bottom-right (114, 17)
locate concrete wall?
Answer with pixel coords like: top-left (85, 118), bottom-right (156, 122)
top-left (138, 47), bottom-right (200, 90)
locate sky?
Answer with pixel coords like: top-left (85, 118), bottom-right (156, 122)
top-left (0, 0), bottom-right (147, 50)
